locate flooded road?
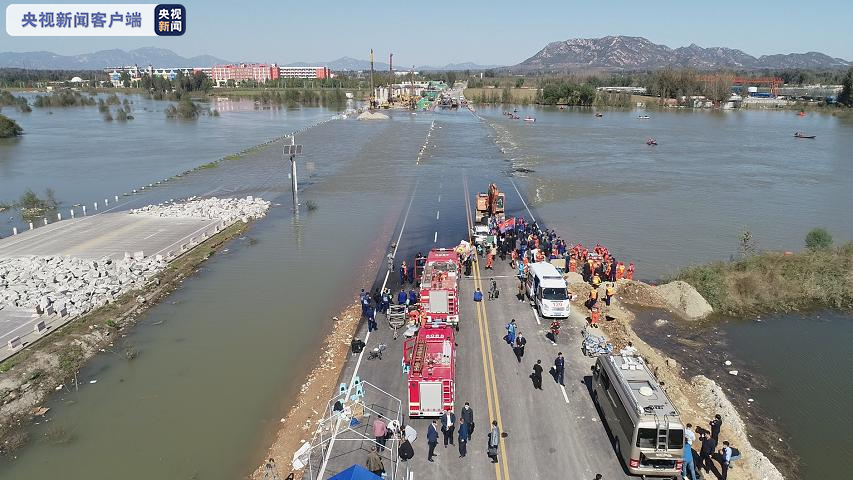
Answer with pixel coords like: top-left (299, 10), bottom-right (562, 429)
top-left (480, 106), bottom-right (853, 280)
top-left (0, 112), bottom-right (432, 479)
top-left (2, 102), bottom-right (850, 479)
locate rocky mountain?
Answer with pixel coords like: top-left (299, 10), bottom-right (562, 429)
top-left (514, 36), bottom-right (850, 71)
top-left (0, 47), bottom-right (230, 69)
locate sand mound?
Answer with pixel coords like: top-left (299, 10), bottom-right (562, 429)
top-left (357, 111), bottom-right (389, 120)
top-left (655, 280), bottom-right (713, 320)
top-left (564, 272), bottom-right (585, 286)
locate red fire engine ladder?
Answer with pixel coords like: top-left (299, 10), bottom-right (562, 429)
top-left (441, 338), bottom-right (453, 407)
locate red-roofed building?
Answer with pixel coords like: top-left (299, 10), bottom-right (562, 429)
top-left (211, 63), bottom-right (280, 85)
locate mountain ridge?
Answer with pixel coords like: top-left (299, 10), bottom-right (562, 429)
top-left (513, 35), bottom-right (850, 71)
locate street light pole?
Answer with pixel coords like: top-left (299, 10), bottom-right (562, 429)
top-left (284, 136), bottom-right (302, 211)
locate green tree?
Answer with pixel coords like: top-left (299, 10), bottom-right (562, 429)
top-left (0, 113), bottom-right (23, 137)
top-left (838, 68), bottom-right (853, 107)
top-left (119, 71), bottom-right (131, 88)
top-left (805, 228), bottom-right (833, 251)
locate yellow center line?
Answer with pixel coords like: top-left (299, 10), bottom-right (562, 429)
top-left (464, 177), bottom-right (510, 480)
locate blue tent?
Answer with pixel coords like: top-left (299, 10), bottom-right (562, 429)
top-left (328, 464), bottom-right (382, 480)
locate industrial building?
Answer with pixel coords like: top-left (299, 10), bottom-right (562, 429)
top-left (278, 66), bottom-right (332, 79)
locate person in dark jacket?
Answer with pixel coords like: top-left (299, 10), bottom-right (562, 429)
top-left (532, 359), bottom-right (543, 389)
top-left (461, 402), bottom-right (474, 435)
top-left (457, 419), bottom-right (469, 458)
top-left (426, 420), bottom-right (439, 462)
top-left (709, 414), bottom-right (723, 442)
top-left (440, 409), bottom-right (456, 447)
top-left (698, 431), bottom-right (717, 474)
top-left (408, 289), bottom-right (418, 306)
top-left (554, 352), bottom-right (565, 385)
top-left (398, 437), bottom-right (414, 462)
top-left (513, 332), bottom-right (526, 362)
top-left (397, 288), bottom-right (408, 305)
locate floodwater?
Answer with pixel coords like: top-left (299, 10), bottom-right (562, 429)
top-left (633, 309), bottom-right (853, 480)
top-left (0, 110), bottom-right (433, 479)
top-left (0, 94), bottom-right (337, 228)
top-left (2, 102), bottom-right (851, 479)
top-left (479, 106), bottom-right (853, 280)
top-left (474, 105), bottom-right (853, 479)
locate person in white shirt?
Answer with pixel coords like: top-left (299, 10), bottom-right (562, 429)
top-left (684, 423), bottom-right (696, 445)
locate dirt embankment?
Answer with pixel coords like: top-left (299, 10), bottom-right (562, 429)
top-left (583, 281), bottom-right (784, 480)
top-left (568, 277), bottom-right (712, 321)
top-left (0, 220), bottom-right (253, 454)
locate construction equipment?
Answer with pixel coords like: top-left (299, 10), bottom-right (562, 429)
top-left (403, 324), bottom-right (455, 417)
top-left (475, 183), bottom-right (505, 223)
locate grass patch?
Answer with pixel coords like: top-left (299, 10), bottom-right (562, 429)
top-left (306, 200), bottom-right (318, 211)
top-left (671, 242), bottom-right (853, 316)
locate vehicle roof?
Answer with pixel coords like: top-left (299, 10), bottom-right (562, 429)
top-left (528, 262), bottom-right (565, 279)
top-left (427, 248), bottom-right (458, 262)
top-left (600, 354), bottom-right (680, 422)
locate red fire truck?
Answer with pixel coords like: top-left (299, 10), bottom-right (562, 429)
top-left (403, 324), bottom-right (456, 417)
top-left (418, 248), bottom-right (461, 329)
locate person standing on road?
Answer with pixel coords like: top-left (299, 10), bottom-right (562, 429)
top-left (366, 304), bottom-right (378, 332)
top-left (397, 288), bottom-right (407, 305)
top-left (505, 319), bottom-right (517, 345)
top-left (400, 261), bottom-right (409, 285)
top-left (366, 446), bottom-right (384, 477)
top-left (373, 416), bottom-right (387, 452)
top-left (440, 409), bottom-right (456, 447)
top-left (426, 420), bottom-right (439, 462)
top-left (457, 419), bottom-right (469, 458)
top-left (532, 359), bottom-right (543, 389)
top-left (473, 288), bottom-right (483, 302)
top-left (554, 352), bottom-right (565, 385)
top-left (487, 420), bottom-right (500, 464)
top-left (461, 402), bottom-right (475, 435)
top-left (684, 423), bottom-right (696, 446)
top-left (720, 440), bottom-right (734, 479)
top-left (513, 332), bottom-right (526, 363)
top-left (398, 436), bottom-right (414, 462)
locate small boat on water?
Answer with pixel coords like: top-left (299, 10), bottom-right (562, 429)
top-left (646, 138), bottom-right (658, 146)
top-left (524, 116), bottom-right (535, 122)
top-left (794, 132), bottom-right (816, 139)
top-left (637, 115), bottom-right (650, 119)
top-left (797, 111), bottom-right (806, 116)
top-left (595, 113), bottom-right (603, 117)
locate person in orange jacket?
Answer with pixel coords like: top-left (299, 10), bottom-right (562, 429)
top-left (568, 257), bottom-right (577, 273)
top-left (616, 262), bottom-right (625, 280)
top-left (626, 262), bottom-right (635, 280)
top-left (589, 306), bottom-right (600, 327)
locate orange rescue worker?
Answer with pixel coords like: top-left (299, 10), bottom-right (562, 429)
top-left (510, 249), bottom-right (518, 268)
top-left (586, 288), bottom-right (598, 310)
top-left (604, 262), bottom-right (612, 280)
top-left (568, 257), bottom-right (577, 273)
top-left (605, 283), bottom-right (615, 307)
top-left (408, 306), bottom-right (420, 324)
top-left (616, 262), bottom-right (625, 280)
top-left (535, 249), bottom-right (545, 263)
top-left (589, 306), bottom-right (600, 327)
top-left (592, 273), bottom-right (602, 288)
top-left (486, 251), bottom-right (494, 269)
top-left (626, 262), bottom-right (635, 280)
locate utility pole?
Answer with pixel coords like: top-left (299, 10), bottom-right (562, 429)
top-left (389, 52), bottom-right (394, 105)
top-left (369, 49), bottom-right (375, 110)
top-left (410, 65), bottom-right (415, 109)
top-left (284, 136), bottom-right (303, 211)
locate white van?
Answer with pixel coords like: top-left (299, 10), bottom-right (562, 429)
top-left (525, 262), bottom-right (570, 318)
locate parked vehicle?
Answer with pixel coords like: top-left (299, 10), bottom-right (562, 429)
top-left (591, 354), bottom-right (685, 477)
top-left (419, 248), bottom-right (461, 329)
top-left (403, 324), bottom-right (455, 417)
top-left (525, 262), bottom-right (570, 318)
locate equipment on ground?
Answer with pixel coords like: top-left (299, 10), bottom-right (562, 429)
top-left (403, 324), bottom-right (455, 417)
top-left (475, 183), bottom-right (505, 223)
top-left (387, 304), bottom-right (407, 329)
top-left (582, 328), bottom-right (614, 357)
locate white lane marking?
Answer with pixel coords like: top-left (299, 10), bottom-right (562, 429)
top-left (142, 231), bottom-right (160, 240)
top-left (438, 194), bottom-right (441, 203)
top-left (530, 307), bottom-right (541, 325)
top-left (436, 210), bottom-right (440, 220)
top-left (560, 385), bottom-right (570, 404)
top-left (434, 231), bottom-right (438, 243)
top-left (509, 177), bottom-right (536, 222)
top-left (317, 179), bottom-right (419, 479)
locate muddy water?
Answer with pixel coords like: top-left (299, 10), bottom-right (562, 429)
top-left (0, 94), bottom-right (338, 230)
top-left (474, 106), bottom-right (853, 478)
top-left (632, 309), bottom-right (853, 480)
top-left (480, 106), bottom-right (853, 280)
top-left (0, 113), bottom-right (431, 479)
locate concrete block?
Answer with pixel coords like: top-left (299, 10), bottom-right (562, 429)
top-left (8, 337), bottom-right (23, 350)
top-left (34, 321), bottom-right (47, 334)
top-left (133, 251), bottom-right (145, 260)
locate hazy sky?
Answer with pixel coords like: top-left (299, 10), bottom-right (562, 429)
top-left (3, 0), bottom-right (851, 66)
